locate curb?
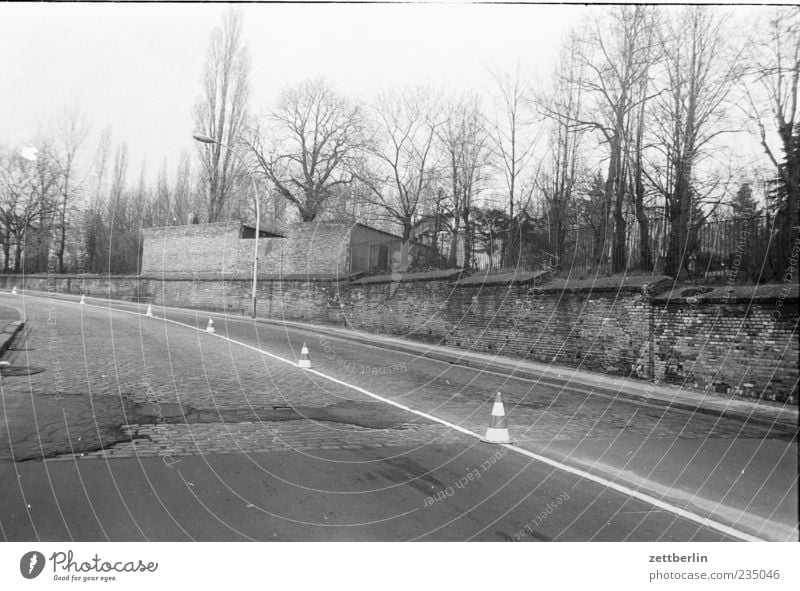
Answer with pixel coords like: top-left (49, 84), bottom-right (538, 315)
top-left (0, 320), bottom-right (25, 357)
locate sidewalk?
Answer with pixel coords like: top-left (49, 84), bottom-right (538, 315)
top-left (7, 288), bottom-right (799, 434)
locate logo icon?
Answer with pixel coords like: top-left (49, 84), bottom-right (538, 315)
top-left (20, 551), bottom-right (45, 579)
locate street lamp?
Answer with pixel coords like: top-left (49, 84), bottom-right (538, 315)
top-left (192, 133), bottom-right (260, 318)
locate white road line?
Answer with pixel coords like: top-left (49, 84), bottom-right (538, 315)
top-left (10, 292), bottom-right (767, 542)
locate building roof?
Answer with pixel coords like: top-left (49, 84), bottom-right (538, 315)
top-left (242, 223), bottom-right (284, 238)
top-left (353, 222), bottom-right (403, 241)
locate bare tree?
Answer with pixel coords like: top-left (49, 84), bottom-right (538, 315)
top-left (0, 145), bottom-right (57, 272)
top-left (51, 103), bottom-right (89, 272)
top-left (194, 8), bottom-right (250, 222)
top-left (84, 127), bottom-right (112, 273)
top-left (537, 35), bottom-right (587, 268)
top-left (545, 6), bottom-right (660, 273)
top-left (647, 6), bottom-right (742, 276)
top-left (627, 9), bottom-right (661, 272)
top-left (357, 87), bottom-right (441, 269)
top-left (488, 65), bottom-right (539, 221)
top-left (438, 95), bottom-right (492, 269)
top-left (172, 151), bottom-right (199, 225)
top-left (247, 78), bottom-right (365, 222)
top-left (743, 6), bottom-right (800, 279)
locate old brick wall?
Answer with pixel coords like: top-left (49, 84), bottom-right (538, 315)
top-left (343, 272), bottom-right (663, 379)
top-left (273, 223), bottom-right (352, 276)
top-left (142, 222), bottom-right (352, 277)
top-left (0, 274), bottom-right (147, 301)
top-left (652, 285), bottom-right (799, 403)
top-left (142, 222), bottom-right (244, 275)
top-left (143, 274), bottom-right (342, 322)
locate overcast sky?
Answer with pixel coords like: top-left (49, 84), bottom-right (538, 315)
top-left (0, 2), bottom-right (578, 180)
top-left (0, 1), bottom-right (784, 196)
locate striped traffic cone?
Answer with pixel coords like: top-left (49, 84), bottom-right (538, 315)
top-left (11, 286), bottom-right (17, 295)
top-left (145, 304), bottom-right (153, 317)
top-left (80, 294), bottom-right (86, 305)
top-left (298, 342), bottom-right (311, 368)
top-left (483, 392), bottom-right (512, 444)
top-left (206, 318), bottom-right (216, 334)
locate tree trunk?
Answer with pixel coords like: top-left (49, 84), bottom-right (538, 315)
top-left (58, 198), bottom-right (67, 273)
top-left (14, 242), bottom-right (23, 273)
top-left (462, 212), bottom-right (473, 271)
top-left (400, 219), bottom-right (413, 271)
top-left (612, 206), bottom-right (627, 273)
top-left (448, 217), bottom-right (460, 268)
top-left (636, 209), bottom-right (652, 272)
top-left (2, 238), bottom-right (9, 273)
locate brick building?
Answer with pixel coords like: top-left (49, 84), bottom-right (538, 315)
top-left (141, 221), bottom-right (403, 277)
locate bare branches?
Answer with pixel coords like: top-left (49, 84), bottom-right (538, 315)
top-left (194, 7), bottom-right (250, 222)
top-left (357, 86), bottom-right (441, 248)
top-left (247, 78), bottom-right (365, 222)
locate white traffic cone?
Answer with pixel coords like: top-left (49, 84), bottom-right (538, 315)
top-left (80, 294), bottom-right (86, 305)
top-left (483, 392), bottom-right (512, 444)
top-left (206, 318), bottom-right (216, 334)
top-left (11, 286), bottom-right (17, 295)
top-left (298, 342), bottom-right (311, 368)
top-left (145, 304), bottom-right (153, 317)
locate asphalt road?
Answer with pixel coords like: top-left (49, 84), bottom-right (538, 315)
top-left (0, 292), bottom-right (796, 541)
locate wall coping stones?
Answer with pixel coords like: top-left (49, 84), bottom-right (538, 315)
top-left (2, 273), bottom-right (141, 280)
top-left (537, 275), bottom-right (672, 294)
top-left (142, 221), bottom-right (241, 237)
top-left (350, 268), bottom-right (466, 285)
top-left (456, 269), bottom-right (551, 286)
top-left (654, 282), bottom-right (800, 304)
top-left (139, 272), bottom-right (348, 282)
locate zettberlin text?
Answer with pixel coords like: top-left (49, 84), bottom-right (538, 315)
top-left (649, 553), bottom-right (708, 563)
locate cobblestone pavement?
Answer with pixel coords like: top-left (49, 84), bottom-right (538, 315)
top-left (50, 421), bottom-right (466, 459)
top-left (0, 296), bottom-right (447, 462)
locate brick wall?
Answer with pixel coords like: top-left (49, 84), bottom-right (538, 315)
top-left (0, 274), bottom-right (147, 301)
top-left (146, 275), bottom-right (343, 323)
top-left (142, 222), bottom-right (244, 275)
top-left (142, 222), bottom-right (353, 277)
top-left (343, 272), bottom-right (662, 378)
top-left (266, 223), bottom-right (352, 276)
top-left (652, 284), bottom-right (799, 402)
top-left (4, 270), bottom-right (797, 404)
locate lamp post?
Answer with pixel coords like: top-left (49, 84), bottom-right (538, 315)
top-left (192, 133), bottom-right (260, 318)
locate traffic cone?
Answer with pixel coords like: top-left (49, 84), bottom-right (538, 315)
top-left (145, 304), bottom-right (153, 317)
top-left (11, 286), bottom-right (17, 295)
top-left (483, 392), bottom-right (512, 444)
top-left (80, 294), bottom-right (85, 305)
top-left (298, 342), bottom-right (311, 368)
top-left (206, 318), bottom-right (215, 334)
